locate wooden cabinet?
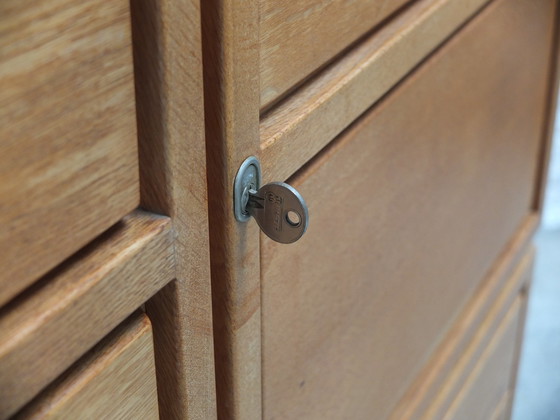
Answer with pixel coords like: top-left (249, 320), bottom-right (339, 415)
top-left (260, 1), bottom-right (551, 417)
top-left (204, 0), bottom-right (559, 418)
top-left (1, 0), bottom-right (558, 418)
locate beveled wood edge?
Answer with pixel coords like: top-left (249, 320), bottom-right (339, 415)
top-left (0, 210), bottom-right (174, 418)
top-left (200, 0), bottom-right (263, 418)
top-left (423, 250), bottom-right (534, 420)
top-left (389, 214), bottom-right (538, 420)
top-left (533, 0), bottom-right (560, 212)
top-left (259, 0), bottom-right (493, 182)
top-left (13, 312), bottom-right (156, 420)
top-left (441, 293), bottom-right (525, 420)
top-left (503, 265), bottom-right (533, 420)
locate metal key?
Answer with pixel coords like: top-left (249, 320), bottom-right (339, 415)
top-left (246, 183), bottom-right (308, 244)
top-left (234, 156), bottom-right (309, 244)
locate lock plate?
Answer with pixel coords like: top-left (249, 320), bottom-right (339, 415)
top-left (234, 156), bottom-right (261, 222)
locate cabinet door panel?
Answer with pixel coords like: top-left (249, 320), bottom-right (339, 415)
top-left (0, 0), bottom-right (139, 305)
top-left (260, 0), bottom-right (554, 418)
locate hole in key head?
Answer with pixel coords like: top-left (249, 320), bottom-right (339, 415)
top-left (285, 210), bottom-right (301, 227)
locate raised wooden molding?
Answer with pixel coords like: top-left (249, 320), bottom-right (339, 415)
top-left (260, 0), bottom-right (493, 182)
top-left (0, 211), bottom-right (173, 418)
top-left (13, 313), bottom-right (159, 420)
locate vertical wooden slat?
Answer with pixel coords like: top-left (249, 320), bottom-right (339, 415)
top-left (201, 0), bottom-right (262, 418)
top-left (130, 1), bottom-right (217, 418)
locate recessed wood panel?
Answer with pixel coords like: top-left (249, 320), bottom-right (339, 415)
top-left (0, 0), bottom-right (139, 305)
top-left (14, 313), bottom-right (159, 420)
top-left (260, 0), bottom-right (554, 417)
top-left (259, 0), bottom-right (412, 108)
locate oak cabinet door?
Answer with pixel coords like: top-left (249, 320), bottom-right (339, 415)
top-left (203, 0), bottom-right (558, 418)
top-left (260, 0), bottom-right (552, 417)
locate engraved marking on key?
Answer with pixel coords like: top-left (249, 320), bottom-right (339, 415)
top-left (246, 182), bottom-right (308, 244)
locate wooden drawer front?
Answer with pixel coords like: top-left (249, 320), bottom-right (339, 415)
top-left (14, 313), bottom-right (159, 420)
top-left (259, 0), bottom-right (412, 108)
top-left (0, 0), bottom-right (139, 305)
top-left (442, 298), bottom-right (522, 420)
top-left (260, 0), bottom-right (553, 418)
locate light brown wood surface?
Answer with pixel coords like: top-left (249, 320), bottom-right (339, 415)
top-left (260, 0), bottom-right (493, 183)
top-left (490, 391), bottom-right (511, 420)
top-left (0, 211), bottom-right (173, 418)
top-left (534, 1), bottom-right (560, 211)
top-left (442, 296), bottom-right (524, 420)
top-left (259, 0), bottom-right (411, 109)
top-left (131, 1), bottom-right (217, 417)
top-left (260, 0), bottom-right (554, 417)
top-left (0, 0), bottom-right (139, 306)
top-left (390, 221), bottom-right (536, 420)
top-left (14, 313), bottom-right (159, 420)
top-left (420, 250), bottom-right (533, 419)
top-left (201, 0), bottom-right (263, 418)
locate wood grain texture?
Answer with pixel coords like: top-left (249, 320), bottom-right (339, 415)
top-left (201, 0), bottom-right (263, 418)
top-left (390, 220), bottom-right (536, 420)
top-left (260, 0), bottom-right (493, 183)
top-left (420, 251), bottom-right (533, 419)
top-left (442, 296), bottom-right (524, 420)
top-left (14, 312), bottom-right (159, 420)
top-left (0, 211), bottom-right (173, 418)
top-left (260, 0), bottom-right (554, 416)
top-left (0, 0), bottom-right (139, 306)
top-left (259, 0), bottom-right (411, 108)
top-left (130, 0), bottom-right (217, 418)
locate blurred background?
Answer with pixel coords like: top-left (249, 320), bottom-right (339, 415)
top-left (512, 95), bottom-right (560, 420)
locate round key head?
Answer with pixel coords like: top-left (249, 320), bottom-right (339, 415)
top-left (248, 182), bottom-right (309, 244)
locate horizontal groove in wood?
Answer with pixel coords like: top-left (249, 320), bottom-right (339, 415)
top-left (390, 214), bottom-right (537, 420)
top-left (13, 312), bottom-right (159, 420)
top-left (0, 210), bottom-right (174, 418)
top-left (260, 0), bottom-right (492, 182)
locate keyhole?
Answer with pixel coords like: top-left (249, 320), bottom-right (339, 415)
top-left (285, 210), bottom-right (301, 227)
